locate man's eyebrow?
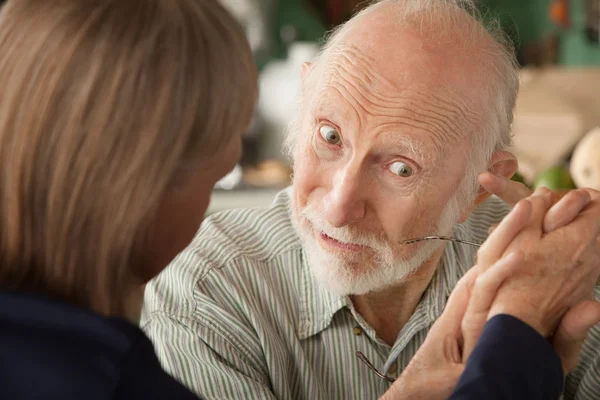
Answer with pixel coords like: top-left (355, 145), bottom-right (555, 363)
top-left (382, 134), bottom-right (440, 161)
top-left (313, 97), bottom-right (348, 121)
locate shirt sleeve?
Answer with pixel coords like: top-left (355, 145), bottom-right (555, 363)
top-left (449, 314), bottom-right (564, 400)
top-left (114, 332), bottom-right (203, 400)
top-left (143, 313), bottom-right (277, 400)
top-left (562, 286), bottom-right (600, 400)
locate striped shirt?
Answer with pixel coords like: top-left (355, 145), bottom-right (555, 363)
top-left (141, 188), bottom-right (600, 399)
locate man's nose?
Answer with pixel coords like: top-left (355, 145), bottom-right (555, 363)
top-left (323, 165), bottom-right (367, 228)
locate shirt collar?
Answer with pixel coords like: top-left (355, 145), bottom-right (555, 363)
top-left (297, 249), bottom-right (349, 340)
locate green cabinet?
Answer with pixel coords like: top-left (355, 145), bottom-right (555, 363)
top-left (482, 0), bottom-right (600, 66)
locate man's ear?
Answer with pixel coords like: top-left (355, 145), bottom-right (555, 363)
top-left (459, 150), bottom-right (518, 222)
top-left (301, 62), bottom-right (312, 81)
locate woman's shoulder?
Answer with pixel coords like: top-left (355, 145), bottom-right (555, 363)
top-left (0, 290), bottom-right (200, 399)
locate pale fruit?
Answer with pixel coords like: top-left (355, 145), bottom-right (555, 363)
top-left (570, 127), bottom-right (600, 191)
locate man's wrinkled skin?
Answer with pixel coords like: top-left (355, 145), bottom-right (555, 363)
top-left (290, 3), bottom-right (518, 346)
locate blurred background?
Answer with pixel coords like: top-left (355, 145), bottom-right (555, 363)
top-left (210, 0), bottom-right (600, 214)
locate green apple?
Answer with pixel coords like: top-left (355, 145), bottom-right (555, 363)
top-left (533, 167), bottom-right (577, 190)
top-left (510, 172), bottom-right (527, 186)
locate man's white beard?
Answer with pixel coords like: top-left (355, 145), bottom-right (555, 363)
top-left (291, 195), bottom-right (461, 296)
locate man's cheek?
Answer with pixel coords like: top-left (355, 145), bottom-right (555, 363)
top-left (292, 163), bottom-right (318, 209)
top-left (294, 150), bottom-right (331, 188)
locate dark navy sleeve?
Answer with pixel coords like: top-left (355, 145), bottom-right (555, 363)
top-left (113, 333), bottom-right (203, 400)
top-left (449, 314), bottom-right (564, 400)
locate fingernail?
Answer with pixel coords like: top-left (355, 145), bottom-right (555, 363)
top-left (513, 198), bottom-right (529, 213)
top-left (534, 186), bottom-right (550, 196)
top-left (519, 198), bottom-right (531, 208)
top-left (513, 199), bottom-right (524, 210)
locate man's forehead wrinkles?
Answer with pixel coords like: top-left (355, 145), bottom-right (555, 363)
top-left (319, 81), bottom-right (468, 147)
top-left (328, 45), bottom-right (378, 72)
top-left (381, 117), bottom-right (448, 153)
top-left (424, 90), bottom-right (481, 132)
top-left (313, 46), bottom-right (484, 151)
top-left (364, 85), bottom-right (478, 144)
top-left (318, 43), bottom-right (483, 140)
top-left (315, 85), bottom-right (364, 128)
top-left (368, 101), bottom-right (460, 143)
top-left (376, 86), bottom-right (480, 130)
top-left (326, 45), bottom-right (398, 91)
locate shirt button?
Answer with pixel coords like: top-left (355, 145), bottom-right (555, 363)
top-left (388, 362), bottom-right (398, 374)
top-left (353, 327), bottom-right (363, 336)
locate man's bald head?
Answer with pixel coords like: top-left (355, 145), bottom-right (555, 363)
top-left (287, 0), bottom-right (519, 191)
top-left (287, 0), bottom-right (521, 295)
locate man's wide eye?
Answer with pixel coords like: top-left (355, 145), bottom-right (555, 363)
top-left (320, 125), bottom-right (341, 145)
top-left (390, 161), bottom-right (413, 177)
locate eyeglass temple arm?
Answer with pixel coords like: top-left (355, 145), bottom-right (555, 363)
top-left (355, 351), bottom-right (396, 383)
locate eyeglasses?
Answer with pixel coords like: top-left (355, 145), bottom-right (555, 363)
top-left (357, 236), bottom-right (482, 383)
top-left (356, 351), bottom-right (396, 383)
top-left (399, 235), bottom-right (482, 248)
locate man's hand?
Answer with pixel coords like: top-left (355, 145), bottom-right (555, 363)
top-left (381, 178), bottom-right (600, 399)
top-left (479, 171), bottom-right (599, 233)
top-left (380, 257), bottom-right (523, 400)
top-left (478, 171), bottom-right (532, 207)
top-left (380, 202), bottom-right (535, 400)
top-left (463, 187), bottom-right (600, 373)
top-left (487, 189), bottom-right (600, 337)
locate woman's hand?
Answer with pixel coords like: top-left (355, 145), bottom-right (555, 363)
top-left (462, 187), bottom-right (600, 373)
top-left (381, 185), bottom-right (600, 399)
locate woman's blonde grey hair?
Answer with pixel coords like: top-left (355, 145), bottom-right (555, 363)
top-left (0, 0), bottom-right (257, 316)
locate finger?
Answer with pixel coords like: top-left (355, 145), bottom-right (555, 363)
top-left (462, 251), bottom-right (523, 362)
top-left (598, 234), bottom-right (600, 286)
top-left (477, 199), bottom-right (531, 268)
top-left (434, 267), bottom-right (479, 336)
top-left (552, 300), bottom-right (600, 374)
top-left (518, 187), bottom-right (553, 235)
top-left (543, 189), bottom-right (592, 233)
top-left (470, 252), bottom-right (524, 318)
top-left (487, 224), bottom-right (498, 235)
top-left (478, 172), bottom-right (532, 207)
top-left (574, 198), bottom-right (600, 238)
top-left (550, 198), bottom-right (600, 264)
top-left (582, 188), bottom-right (600, 201)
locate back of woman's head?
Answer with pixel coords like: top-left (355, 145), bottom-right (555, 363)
top-left (0, 0), bottom-right (257, 316)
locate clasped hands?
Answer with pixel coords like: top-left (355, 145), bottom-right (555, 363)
top-left (382, 174), bottom-right (600, 400)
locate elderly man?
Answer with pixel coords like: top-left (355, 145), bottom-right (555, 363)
top-left (142, 0), bottom-right (600, 398)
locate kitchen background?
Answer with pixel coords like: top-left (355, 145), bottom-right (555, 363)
top-left (209, 0), bottom-right (600, 214)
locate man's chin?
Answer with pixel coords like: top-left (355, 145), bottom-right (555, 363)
top-left (290, 205), bottom-right (426, 295)
top-left (309, 261), bottom-right (410, 297)
top-left (303, 238), bottom-right (440, 297)
top-left (304, 244), bottom-right (405, 296)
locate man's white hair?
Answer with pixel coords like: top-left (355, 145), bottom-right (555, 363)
top-left (284, 0), bottom-right (520, 209)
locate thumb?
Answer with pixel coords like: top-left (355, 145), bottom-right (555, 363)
top-left (461, 251), bottom-right (523, 362)
top-left (552, 300), bottom-right (600, 375)
top-left (432, 268), bottom-right (479, 337)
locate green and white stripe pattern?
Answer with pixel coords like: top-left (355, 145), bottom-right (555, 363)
top-left (141, 188), bottom-right (600, 399)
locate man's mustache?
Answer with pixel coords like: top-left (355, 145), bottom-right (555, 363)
top-left (300, 203), bottom-right (389, 249)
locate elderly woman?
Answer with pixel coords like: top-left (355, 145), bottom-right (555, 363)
top-left (0, 0), bottom-right (255, 398)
